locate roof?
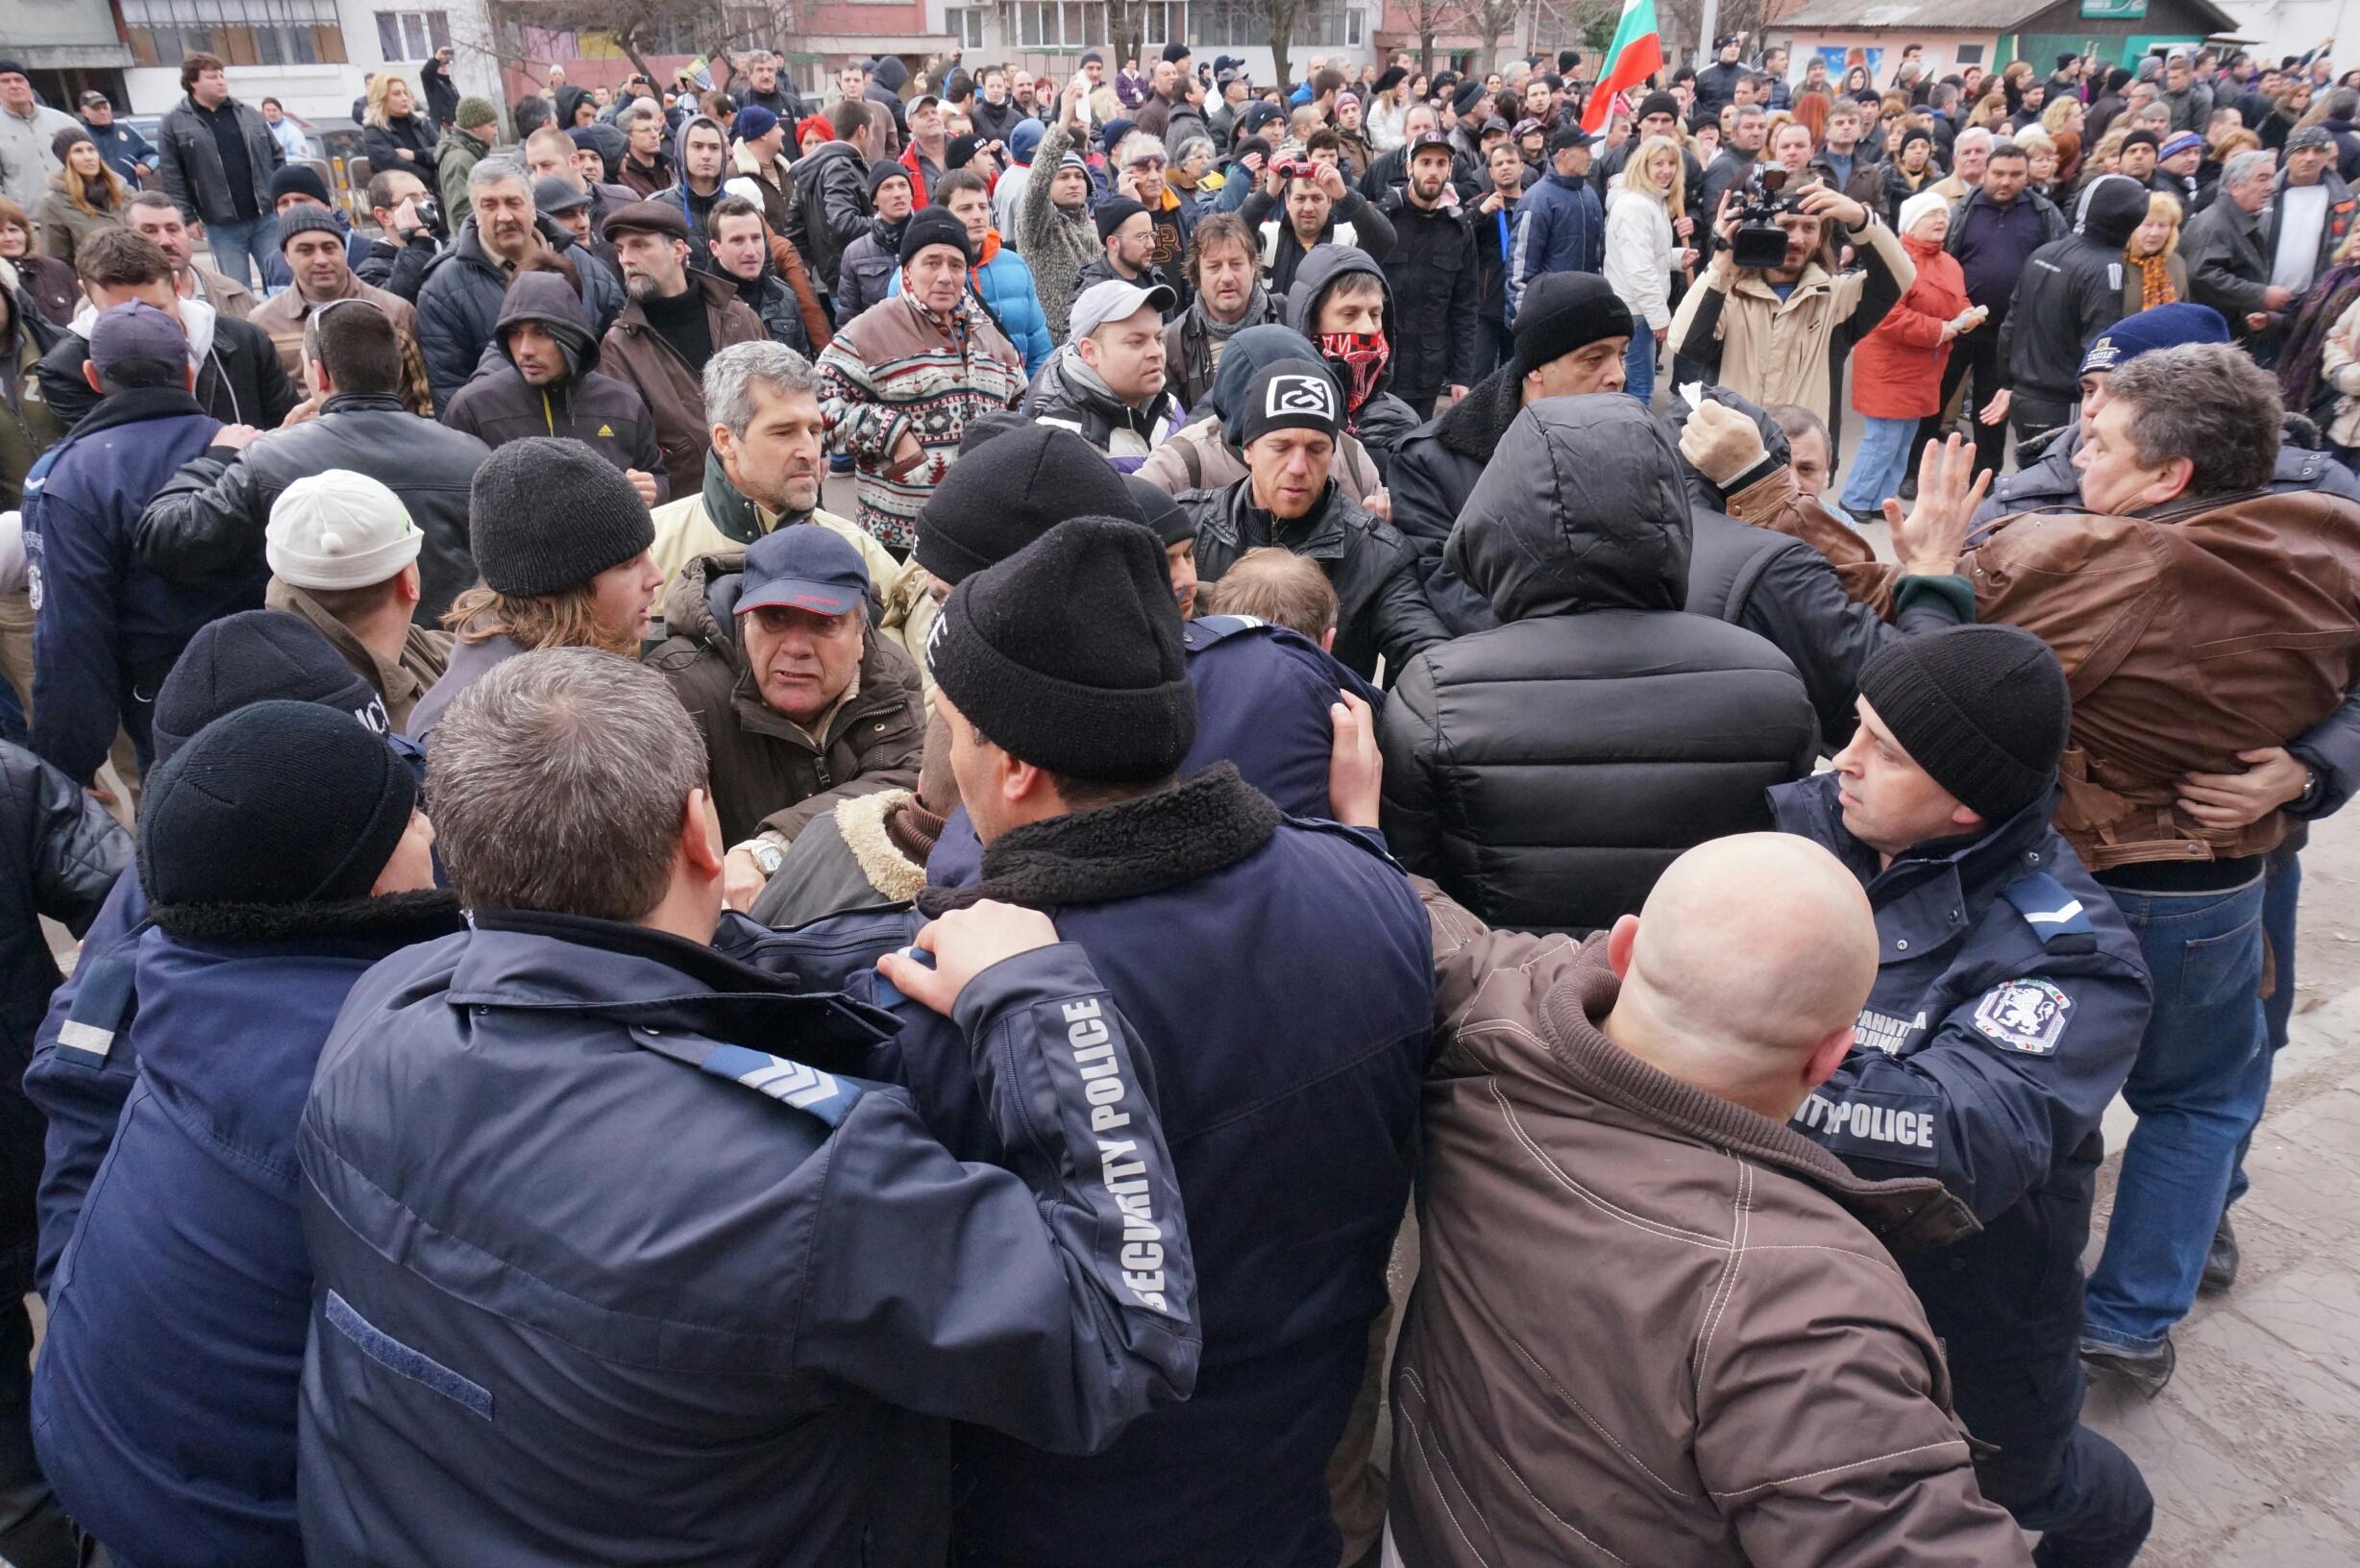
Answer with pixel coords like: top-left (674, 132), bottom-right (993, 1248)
top-left (1777, 0), bottom-right (2234, 31)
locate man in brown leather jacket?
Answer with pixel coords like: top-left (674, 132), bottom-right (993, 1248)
top-left (1388, 834), bottom-right (2028, 1568)
top-left (1881, 343), bottom-right (2360, 1393)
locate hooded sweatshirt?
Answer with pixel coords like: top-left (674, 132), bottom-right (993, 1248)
top-left (1280, 244), bottom-right (1421, 468)
top-left (655, 114), bottom-right (729, 238)
top-left (2000, 174), bottom-right (2151, 401)
top-left (1134, 322), bottom-right (1388, 500)
top-left (33, 294), bottom-right (303, 434)
top-left (439, 269), bottom-right (669, 495)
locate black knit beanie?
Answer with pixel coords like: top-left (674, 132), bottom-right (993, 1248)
top-left (1637, 91), bottom-right (1682, 123)
top-left (898, 207), bottom-right (973, 266)
top-left (914, 423), bottom-right (1143, 584)
top-left (1226, 357), bottom-right (1341, 449)
top-left (1095, 196), bottom-right (1148, 242)
top-left (929, 517), bottom-right (1196, 781)
top-left (1856, 624), bottom-right (2070, 824)
top-left (1124, 475), bottom-right (1194, 547)
top-left (138, 700), bottom-right (417, 910)
top-left (152, 609), bottom-right (387, 764)
top-left (867, 159), bottom-right (913, 200)
top-left (1509, 272), bottom-right (1635, 378)
top-left (468, 436), bottom-right (654, 597)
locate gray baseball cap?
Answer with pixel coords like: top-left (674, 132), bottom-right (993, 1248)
top-left (1069, 278), bottom-right (1176, 340)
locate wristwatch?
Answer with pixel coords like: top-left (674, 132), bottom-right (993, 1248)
top-left (748, 840), bottom-right (785, 877)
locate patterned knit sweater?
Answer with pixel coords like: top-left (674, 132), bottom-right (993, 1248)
top-left (1010, 119), bottom-right (1103, 343)
top-left (816, 291), bottom-right (1025, 551)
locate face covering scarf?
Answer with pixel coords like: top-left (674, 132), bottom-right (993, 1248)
top-left (1316, 330), bottom-right (1389, 416)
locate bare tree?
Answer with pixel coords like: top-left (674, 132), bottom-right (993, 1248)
top-left (1264, 0), bottom-right (1307, 89)
top-left (479, 0), bottom-right (806, 92)
top-left (1465, 0), bottom-right (1526, 76)
top-left (1412, 0), bottom-right (1471, 75)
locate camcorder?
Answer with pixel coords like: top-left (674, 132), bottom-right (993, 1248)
top-left (1728, 166), bottom-right (1807, 270)
top-left (1274, 158), bottom-right (1324, 180)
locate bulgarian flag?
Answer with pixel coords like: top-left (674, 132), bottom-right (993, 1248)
top-left (1581, 0), bottom-right (1665, 133)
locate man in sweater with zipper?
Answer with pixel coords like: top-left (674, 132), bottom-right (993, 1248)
top-left (440, 260), bottom-right (667, 502)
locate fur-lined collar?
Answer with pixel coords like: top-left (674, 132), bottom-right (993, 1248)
top-left (1434, 364), bottom-right (1523, 461)
top-left (837, 790), bottom-right (929, 905)
top-left (918, 765), bottom-right (1280, 916)
top-left (150, 889), bottom-right (463, 945)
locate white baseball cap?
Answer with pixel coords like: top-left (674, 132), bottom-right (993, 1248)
top-left (266, 469), bottom-right (422, 591)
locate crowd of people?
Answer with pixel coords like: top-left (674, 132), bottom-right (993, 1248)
top-left (1, 29), bottom-right (2358, 1568)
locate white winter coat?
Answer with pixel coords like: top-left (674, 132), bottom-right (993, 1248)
top-left (1604, 184), bottom-right (1679, 332)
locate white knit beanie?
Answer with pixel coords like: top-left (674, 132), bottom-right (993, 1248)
top-left (265, 469), bottom-right (422, 591)
top-left (1898, 189), bottom-right (1952, 240)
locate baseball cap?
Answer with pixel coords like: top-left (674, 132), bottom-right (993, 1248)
top-left (736, 525), bottom-right (872, 620)
top-left (87, 301), bottom-right (187, 380)
top-left (532, 175), bottom-right (591, 214)
top-left (1408, 130), bottom-right (1454, 157)
top-left (1547, 123), bottom-right (1598, 153)
top-left (1070, 278), bottom-right (1177, 339)
top-left (267, 470), bottom-right (423, 591)
top-left (2077, 302), bottom-right (2230, 376)
top-left (910, 92), bottom-right (943, 113)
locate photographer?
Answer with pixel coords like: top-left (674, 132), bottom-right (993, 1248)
top-left (1668, 176), bottom-right (1913, 442)
top-left (1239, 154), bottom-right (1395, 297)
top-left (356, 165), bottom-right (443, 304)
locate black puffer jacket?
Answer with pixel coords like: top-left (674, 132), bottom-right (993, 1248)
top-left (135, 390), bottom-right (493, 621)
top-left (1377, 395), bottom-right (1820, 933)
top-left (36, 306), bottom-right (301, 433)
top-left (1999, 175), bottom-right (2151, 402)
top-left (1184, 477), bottom-right (1446, 684)
top-left (727, 265), bottom-right (814, 355)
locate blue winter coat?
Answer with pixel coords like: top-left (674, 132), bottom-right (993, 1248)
top-left (296, 911), bottom-right (1197, 1568)
top-left (884, 768), bottom-right (1433, 1568)
top-left (927, 615), bottom-right (1381, 885)
top-left (33, 893), bottom-right (465, 1568)
top-left (20, 387), bottom-right (253, 783)
top-left (1505, 168), bottom-right (1606, 325)
top-left (889, 236), bottom-right (1055, 376)
top-left (1773, 772), bottom-right (2152, 1357)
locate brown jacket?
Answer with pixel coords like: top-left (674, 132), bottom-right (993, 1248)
top-left (599, 271), bottom-right (767, 501)
top-left (1850, 489), bottom-right (2360, 870)
top-left (246, 273), bottom-right (433, 416)
top-left (644, 549), bottom-right (926, 847)
top-left (1390, 894), bottom-right (2025, 1568)
top-left (264, 576), bottom-right (452, 732)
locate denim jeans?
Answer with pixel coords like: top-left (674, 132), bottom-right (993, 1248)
top-left (200, 215), bottom-right (274, 288)
top-left (1624, 331), bottom-right (1657, 408)
top-left (2227, 847), bottom-right (2302, 1209)
top-left (1841, 415), bottom-right (1918, 517)
top-left (2083, 875), bottom-right (2273, 1352)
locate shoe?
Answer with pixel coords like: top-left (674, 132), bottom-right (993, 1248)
top-left (2201, 1211), bottom-right (2241, 1293)
top-left (2081, 1335), bottom-right (2176, 1398)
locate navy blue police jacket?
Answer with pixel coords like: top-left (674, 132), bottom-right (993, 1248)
top-left (928, 613), bottom-right (1377, 884)
top-left (24, 735), bottom-right (425, 1296)
top-left (295, 910), bottom-right (1197, 1568)
top-left (32, 894), bottom-right (463, 1568)
top-left (1772, 773), bottom-right (2151, 1354)
top-left (873, 767), bottom-right (1434, 1568)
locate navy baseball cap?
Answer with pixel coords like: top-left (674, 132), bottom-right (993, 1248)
top-left (736, 526), bottom-right (871, 619)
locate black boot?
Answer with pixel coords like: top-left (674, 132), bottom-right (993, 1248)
top-left (2080, 1335), bottom-right (2176, 1400)
top-left (2200, 1211), bottom-right (2240, 1293)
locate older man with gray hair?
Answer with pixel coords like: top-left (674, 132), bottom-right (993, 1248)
top-left (414, 152), bottom-right (627, 409)
top-left (2183, 148), bottom-right (2291, 342)
top-left (296, 646), bottom-right (1197, 1568)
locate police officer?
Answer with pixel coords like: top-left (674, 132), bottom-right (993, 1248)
top-left (1771, 624), bottom-right (2156, 1568)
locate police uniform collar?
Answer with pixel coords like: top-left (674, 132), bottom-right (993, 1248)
top-left (452, 908), bottom-right (896, 1066)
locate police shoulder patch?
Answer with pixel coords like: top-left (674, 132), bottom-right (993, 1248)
top-left (1971, 977), bottom-right (2073, 1056)
top-left (2004, 870), bottom-right (2096, 950)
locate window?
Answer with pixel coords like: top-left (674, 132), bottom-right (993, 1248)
top-left (374, 9), bottom-right (452, 61)
top-left (947, 5), bottom-right (989, 46)
top-left (1136, 0), bottom-right (1186, 43)
top-left (1291, 0), bottom-right (1354, 45)
top-left (1954, 43), bottom-right (1985, 63)
top-left (1014, 0), bottom-right (1110, 46)
top-left (127, 0), bottom-right (349, 67)
top-left (1191, 0), bottom-right (1256, 45)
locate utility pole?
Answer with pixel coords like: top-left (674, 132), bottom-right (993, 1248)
top-left (1696, 0), bottom-right (1718, 65)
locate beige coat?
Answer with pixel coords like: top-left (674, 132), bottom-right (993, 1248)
top-left (1667, 215), bottom-right (1915, 429)
top-left (1390, 890), bottom-right (2025, 1568)
top-left (264, 577), bottom-right (452, 732)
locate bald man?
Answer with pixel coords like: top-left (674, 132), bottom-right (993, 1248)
top-left (1386, 837), bottom-right (2030, 1568)
top-left (1772, 624), bottom-right (2154, 1566)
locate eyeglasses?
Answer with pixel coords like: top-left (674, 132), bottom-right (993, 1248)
top-left (1130, 156), bottom-right (1167, 169)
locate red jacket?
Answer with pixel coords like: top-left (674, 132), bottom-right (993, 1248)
top-left (1851, 235), bottom-right (1968, 420)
